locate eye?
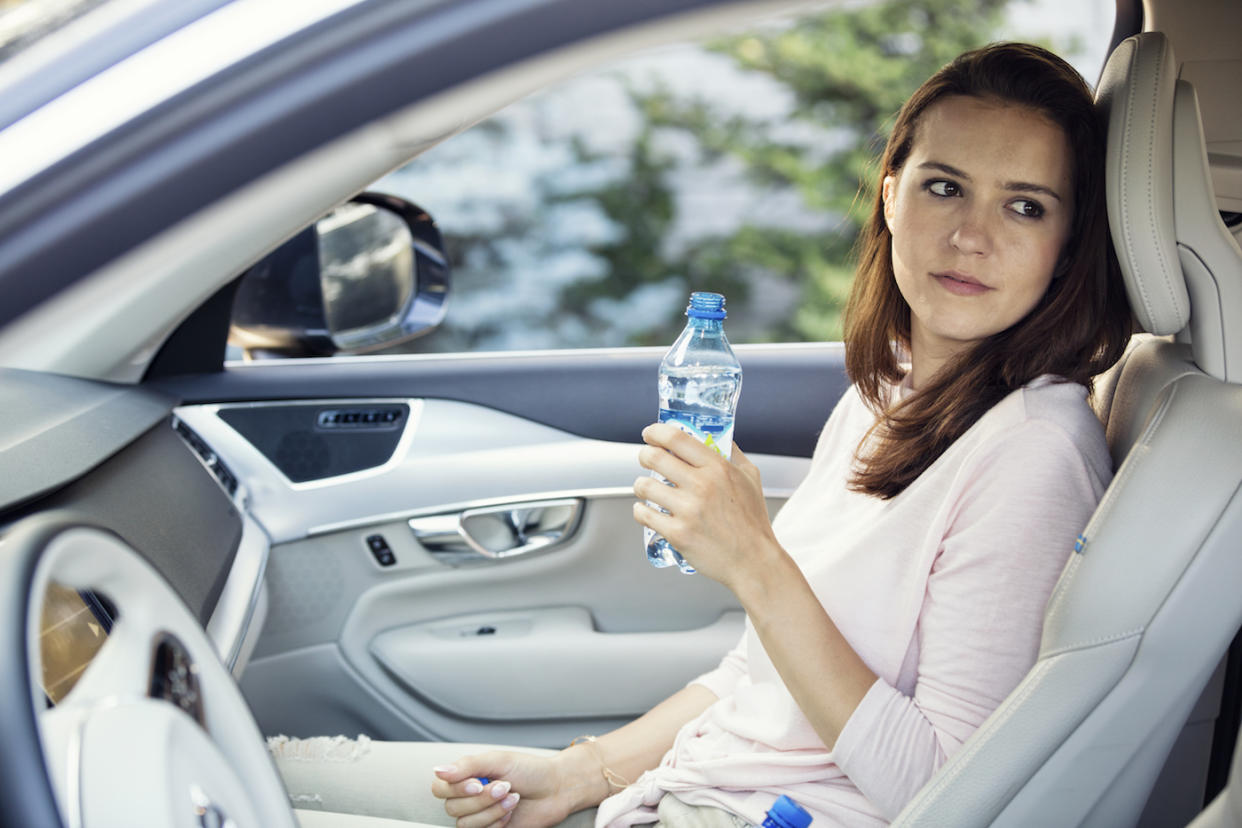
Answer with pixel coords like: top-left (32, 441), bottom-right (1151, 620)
top-left (1008, 198), bottom-right (1045, 219)
top-left (924, 179), bottom-right (961, 198)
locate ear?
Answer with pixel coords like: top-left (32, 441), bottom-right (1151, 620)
top-left (881, 175), bottom-right (897, 229)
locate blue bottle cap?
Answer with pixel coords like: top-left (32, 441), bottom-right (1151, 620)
top-left (686, 291), bottom-right (726, 319)
top-left (764, 795), bottom-right (812, 828)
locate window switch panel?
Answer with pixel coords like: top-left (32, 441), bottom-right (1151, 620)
top-left (366, 534), bottom-right (396, 567)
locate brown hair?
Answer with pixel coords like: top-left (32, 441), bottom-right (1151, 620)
top-left (843, 42), bottom-right (1132, 499)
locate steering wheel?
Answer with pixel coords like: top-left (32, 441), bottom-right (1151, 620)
top-left (0, 513), bottom-right (297, 828)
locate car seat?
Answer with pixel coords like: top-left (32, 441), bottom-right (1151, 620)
top-left (892, 31), bottom-right (1242, 827)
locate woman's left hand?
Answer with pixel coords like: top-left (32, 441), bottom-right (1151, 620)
top-left (632, 422), bottom-right (781, 588)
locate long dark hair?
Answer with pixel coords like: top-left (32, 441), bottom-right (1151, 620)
top-left (843, 42), bottom-right (1132, 499)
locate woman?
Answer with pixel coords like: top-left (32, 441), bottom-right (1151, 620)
top-left (271, 41), bottom-right (1130, 828)
top-left (425, 41), bottom-right (1131, 827)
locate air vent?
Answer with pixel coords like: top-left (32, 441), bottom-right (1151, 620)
top-left (173, 418), bottom-right (238, 496)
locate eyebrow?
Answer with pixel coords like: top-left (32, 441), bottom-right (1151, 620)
top-left (916, 161), bottom-right (1063, 203)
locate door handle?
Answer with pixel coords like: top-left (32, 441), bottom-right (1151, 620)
top-left (408, 498), bottom-right (583, 565)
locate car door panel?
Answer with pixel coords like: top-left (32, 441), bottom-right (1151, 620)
top-left (199, 402), bottom-right (796, 744)
top-left (241, 490), bottom-right (767, 746)
top-left (369, 607), bottom-right (747, 721)
top-left (164, 345), bottom-right (848, 747)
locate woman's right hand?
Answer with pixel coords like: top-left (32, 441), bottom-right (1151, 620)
top-left (431, 750), bottom-right (574, 828)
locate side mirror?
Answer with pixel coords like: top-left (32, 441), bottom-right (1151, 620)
top-left (229, 193), bottom-right (449, 358)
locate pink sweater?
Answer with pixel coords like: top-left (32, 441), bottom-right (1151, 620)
top-left (598, 377), bottom-right (1112, 827)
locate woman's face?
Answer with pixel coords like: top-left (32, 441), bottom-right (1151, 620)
top-left (882, 95), bottom-right (1074, 377)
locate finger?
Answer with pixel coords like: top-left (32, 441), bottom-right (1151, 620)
top-left (636, 448), bottom-right (690, 489)
top-left (633, 475), bottom-right (689, 514)
top-left (432, 752), bottom-right (513, 797)
top-left (641, 423), bottom-right (720, 467)
top-left (444, 779), bottom-right (514, 818)
top-left (633, 499), bottom-right (683, 541)
top-left (484, 780), bottom-right (513, 804)
top-left (432, 763), bottom-right (468, 786)
top-left (636, 443), bottom-right (695, 483)
top-left (432, 776), bottom-right (489, 800)
top-left (456, 793), bottom-right (521, 828)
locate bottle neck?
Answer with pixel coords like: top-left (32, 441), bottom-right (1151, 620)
top-left (687, 316), bottom-right (724, 334)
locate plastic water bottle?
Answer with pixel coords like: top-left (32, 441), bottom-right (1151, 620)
top-left (644, 291), bottom-right (742, 574)
top-left (763, 796), bottom-right (812, 828)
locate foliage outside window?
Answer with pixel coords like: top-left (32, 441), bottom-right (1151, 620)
top-left (366, 0), bottom-right (1113, 355)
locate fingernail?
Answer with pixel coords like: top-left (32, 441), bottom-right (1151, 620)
top-left (433, 764), bottom-right (457, 775)
top-left (502, 793), bottom-right (520, 810)
top-left (490, 780), bottom-right (511, 798)
top-left (464, 780), bottom-right (483, 795)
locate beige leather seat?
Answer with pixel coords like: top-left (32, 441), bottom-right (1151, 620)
top-left (893, 31), bottom-right (1242, 827)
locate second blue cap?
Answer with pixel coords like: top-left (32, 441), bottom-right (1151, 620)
top-left (762, 795), bottom-right (812, 828)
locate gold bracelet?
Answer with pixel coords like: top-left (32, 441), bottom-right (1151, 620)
top-left (569, 735), bottom-right (631, 791)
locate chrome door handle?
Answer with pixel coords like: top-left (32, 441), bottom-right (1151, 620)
top-left (408, 498), bottom-right (583, 565)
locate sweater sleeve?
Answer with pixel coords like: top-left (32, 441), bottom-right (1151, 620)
top-left (830, 419), bottom-right (1105, 820)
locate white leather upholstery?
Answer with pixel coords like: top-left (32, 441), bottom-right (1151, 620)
top-left (893, 32), bottom-right (1242, 827)
top-left (1100, 33), bottom-right (1242, 380)
top-left (1099, 34), bottom-right (1187, 335)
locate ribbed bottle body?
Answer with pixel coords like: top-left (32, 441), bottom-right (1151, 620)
top-left (644, 292), bottom-right (742, 574)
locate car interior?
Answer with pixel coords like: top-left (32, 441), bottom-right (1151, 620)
top-left (0, 0), bottom-right (1240, 827)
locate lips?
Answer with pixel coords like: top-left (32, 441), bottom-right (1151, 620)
top-left (932, 270), bottom-right (991, 296)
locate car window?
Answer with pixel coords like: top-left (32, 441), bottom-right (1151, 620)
top-left (240, 0), bottom-right (1116, 360)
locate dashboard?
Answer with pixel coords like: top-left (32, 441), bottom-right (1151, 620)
top-left (0, 371), bottom-right (269, 685)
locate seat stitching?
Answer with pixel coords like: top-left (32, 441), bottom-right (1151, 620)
top-left (1145, 37), bottom-right (1183, 326)
top-left (1041, 626), bottom-right (1145, 657)
top-left (1041, 551), bottom-right (1083, 626)
top-left (1121, 40), bottom-right (1156, 328)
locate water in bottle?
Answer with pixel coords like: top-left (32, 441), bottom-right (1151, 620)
top-left (644, 291), bottom-right (742, 574)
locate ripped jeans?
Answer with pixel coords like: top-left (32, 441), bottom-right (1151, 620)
top-left (267, 736), bottom-right (750, 828)
top-left (267, 737), bottom-right (573, 827)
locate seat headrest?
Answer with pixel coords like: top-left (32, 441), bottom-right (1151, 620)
top-left (1097, 32), bottom-right (1242, 383)
top-left (1097, 33), bottom-right (1186, 335)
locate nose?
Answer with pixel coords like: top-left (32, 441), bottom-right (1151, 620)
top-left (949, 207), bottom-right (992, 256)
